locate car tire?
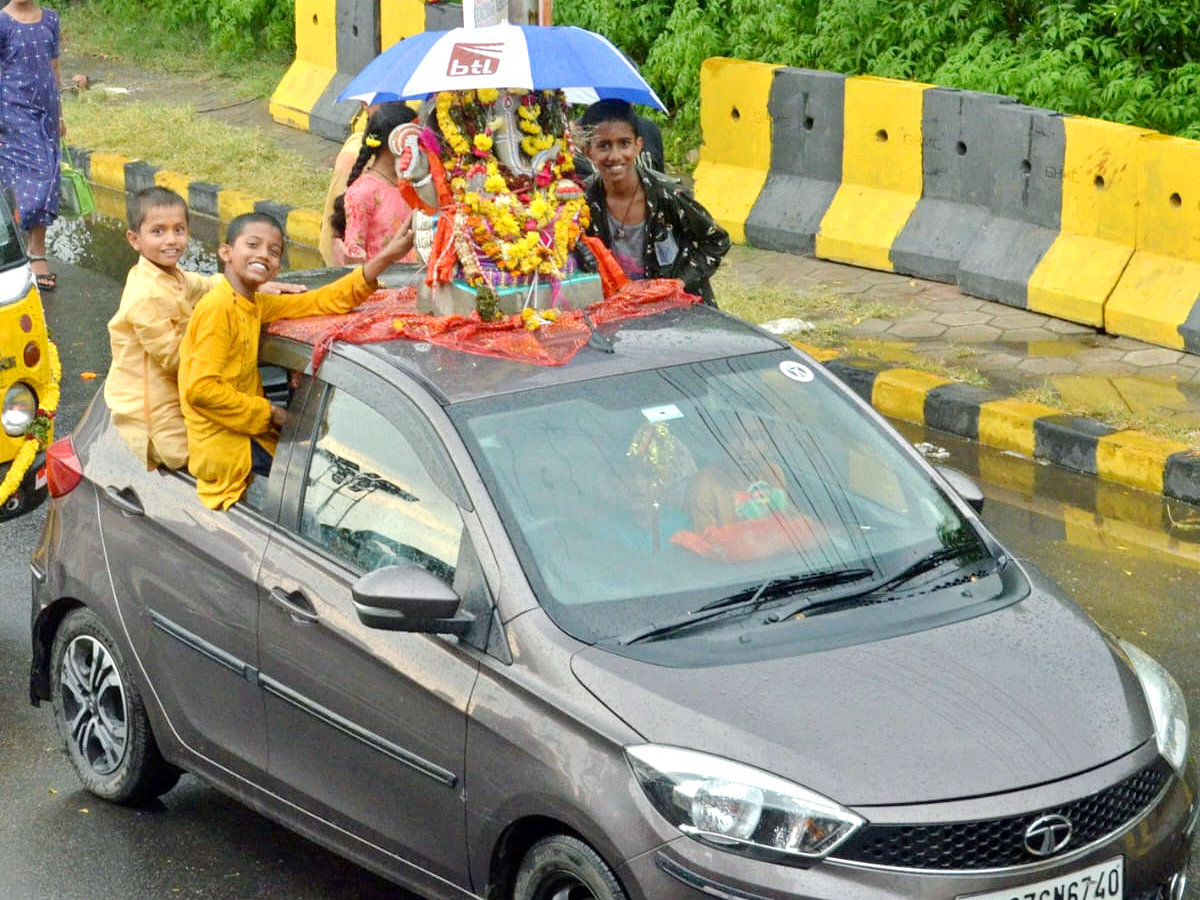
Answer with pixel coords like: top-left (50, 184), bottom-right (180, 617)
top-left (513, 834), bottom-right (629, 900)
top-left (50, 607), bottom-right (182, 804)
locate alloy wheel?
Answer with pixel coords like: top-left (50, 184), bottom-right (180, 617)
top-left (59, 634), bottom-right (128, 776)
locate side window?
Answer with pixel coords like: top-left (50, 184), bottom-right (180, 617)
top-left (300, 386), bottom-right (461, 582)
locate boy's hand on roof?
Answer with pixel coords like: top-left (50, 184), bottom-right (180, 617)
top-left (260, 280), bottom-right (307, 295)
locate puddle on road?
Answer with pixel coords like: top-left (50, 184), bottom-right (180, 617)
top-left (45, 185), bottom-right (322, 285)
top-left (897, 420), bottom-right (1200, 571)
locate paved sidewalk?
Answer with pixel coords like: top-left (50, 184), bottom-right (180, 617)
top-left (58, 49), bottom-right (1200, 503)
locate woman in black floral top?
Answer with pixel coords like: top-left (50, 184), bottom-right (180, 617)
top-left (579, 99), bottom-right (730, 306)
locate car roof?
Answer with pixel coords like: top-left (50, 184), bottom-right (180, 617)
top-left (270, 302), bottom-right (791, 405)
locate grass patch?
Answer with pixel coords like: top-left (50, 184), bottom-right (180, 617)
top-left (64, 95), bottom-right (330, 212)
top-left (61, 5), bottom-right (291, 99)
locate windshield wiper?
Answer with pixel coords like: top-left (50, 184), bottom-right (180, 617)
top-left (618, 568), bottom-right (874, 646)
top-left (767, 543), bottom-right (990, 623)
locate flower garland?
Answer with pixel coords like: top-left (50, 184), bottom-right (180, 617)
top-left (431, 88), bottom-right (589, 287)
top-left (0, 338), bottom-right (61, 508)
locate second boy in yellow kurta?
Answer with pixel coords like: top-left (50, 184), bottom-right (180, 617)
top-left (107, 254), bottom-right (217, 469)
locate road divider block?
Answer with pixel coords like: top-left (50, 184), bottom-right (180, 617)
top-left (270, 0), bottom-right (426, 141)
top-left (1105, 135), bottom-right (1200, 351)
top-left (815, 75), bottom-right (928, 272)
top-left (1026, 117), bottom-right (1147, 327)
top-left (694, 58), bottom-right (776, 246)
top-left (891, 88), bottom-right (1015, 284)
top-left (744, 67), bottom-right (845, 256)
top-left (957, 105), bottom-right (1065, 308)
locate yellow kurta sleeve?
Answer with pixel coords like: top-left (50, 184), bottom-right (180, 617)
top-left (259, 267), bottom-right (373, 323)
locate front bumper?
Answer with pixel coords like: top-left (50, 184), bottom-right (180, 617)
top-left (617, 753), bottom-right (1196, 900)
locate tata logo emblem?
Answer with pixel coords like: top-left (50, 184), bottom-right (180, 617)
top-left (0, 355), bottom-right (14, 371)
top-left (1023, 814), bottom-right (1072, 857)
top-left (447, 42), bottom-right (503, 77)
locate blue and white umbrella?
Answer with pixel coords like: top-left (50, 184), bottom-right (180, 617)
top-left (337, 22), bottom-right (666, 111)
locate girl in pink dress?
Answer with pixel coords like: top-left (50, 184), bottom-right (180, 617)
top-left (340, 104), bottom-right (417, 266)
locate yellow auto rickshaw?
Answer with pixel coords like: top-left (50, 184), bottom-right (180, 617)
top-left (0, 187), bottom-right (59, 520)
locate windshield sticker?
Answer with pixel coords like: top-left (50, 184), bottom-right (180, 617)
top-left (641, 404), bottom-right (684, 422)
top-left (780, 360), bottom-right (814, 383)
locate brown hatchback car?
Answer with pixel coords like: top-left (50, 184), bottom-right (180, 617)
top-left (30, 301), bottom-right (1198, 900)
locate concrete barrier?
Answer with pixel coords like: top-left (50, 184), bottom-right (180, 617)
top-left (957, 104), bottom-right (1065, 308)
top-left (814, 75), bottom-right (928, 273)
top-left (693, 58), bottom-right (776, 246)
top-left (1105, 135), bottom-right (1200, 351)
top-left (1025, 116), bottom-right (1147, 327)
top-left (269, 0), bottom-right (426, 141)
top-left (743, 67), bottom-right (844, 256)
top-left (890, 88), bottom-right (1014, 284)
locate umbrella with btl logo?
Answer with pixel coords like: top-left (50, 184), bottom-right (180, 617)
top-left (337, 22), bottom-right (665, 110)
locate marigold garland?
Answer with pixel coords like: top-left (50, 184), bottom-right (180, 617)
top-left (428, 88), bottom-right (588, 292)
top-left (0, 338), bottom-right (61, 508)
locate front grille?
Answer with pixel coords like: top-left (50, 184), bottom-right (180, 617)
top-left (833, 762), bottom-right (1168, 870)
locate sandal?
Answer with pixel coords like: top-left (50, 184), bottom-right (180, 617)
top-left (29, 255), bottom-right (56, 292)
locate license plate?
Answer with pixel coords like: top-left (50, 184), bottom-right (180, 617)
top-left (961, 856), bottom-right (1123, 900)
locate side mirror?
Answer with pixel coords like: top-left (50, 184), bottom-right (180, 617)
top-left (352, 565), bottom-right (474, 635)
top-left (935, 465), bottom-right (985, 514)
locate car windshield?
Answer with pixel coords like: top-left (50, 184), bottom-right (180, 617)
top-left (453, 350), bottom-right (998, 645)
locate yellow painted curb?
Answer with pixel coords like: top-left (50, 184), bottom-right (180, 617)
top-left (88, 153), bottom-right (133, 193)
top-left (871, 368), bottom-right (951, 424)
top-left (978, 399), bottom-right (1061, 456)
top-left (791, 342), bottom-right (839, 361)
top-left (286, 208), bottom-right (323, 251)
top-left (216, 189), bottom-right (259, 224)
top-left (153, 169), bottom-right (193, 199)
top-left (1096, 430), bottom-right (1189, 495)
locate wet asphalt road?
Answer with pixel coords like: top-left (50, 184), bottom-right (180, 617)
top-left (1, 211), bottom-right (1198, 897)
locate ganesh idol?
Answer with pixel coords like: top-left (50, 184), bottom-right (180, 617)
top-left (386, 87), bottom-right (607, 319)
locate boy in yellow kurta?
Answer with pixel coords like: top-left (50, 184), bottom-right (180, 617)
top-left (106, 187), bottom-right (304, 470)
top-left (178, 210), bottom-right (414, 510)
top-left (105, 188), bottom-right (220, 469)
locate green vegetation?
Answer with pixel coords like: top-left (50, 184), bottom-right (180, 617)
top-left (556, 0), bottom-right (1200, 164)
top-left (68, 0), bottom-right (293, 75)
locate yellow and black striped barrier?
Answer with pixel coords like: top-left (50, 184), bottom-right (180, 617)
top-left (696, 58), bottom-right (1200, 357)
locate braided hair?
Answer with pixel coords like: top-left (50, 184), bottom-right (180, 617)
top-left (345, 102), bottom-right (419, 189)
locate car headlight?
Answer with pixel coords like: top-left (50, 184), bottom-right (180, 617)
top-left (1119, 639), bottom-right (1190, 776)
top-left (626, 745), bottom-right (864, 865)
top-left (2, 382), bottom-right (36, 436)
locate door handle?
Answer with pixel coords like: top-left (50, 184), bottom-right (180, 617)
top-left (103, 484), bottom-right (144, 516)
top-left (268, 586), bottom-right (319, 624)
